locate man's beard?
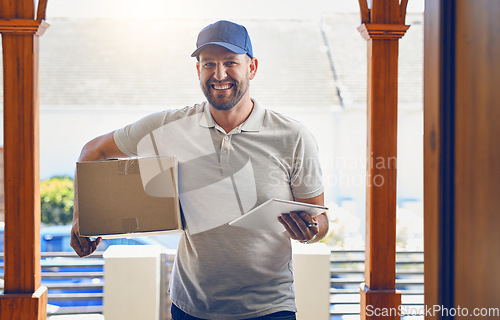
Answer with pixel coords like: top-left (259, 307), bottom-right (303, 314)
top-left (201, 78), bottom-right (249, 111)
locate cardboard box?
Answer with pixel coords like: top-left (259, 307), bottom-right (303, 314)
top-left (77, 157), bottom-right (182, 238)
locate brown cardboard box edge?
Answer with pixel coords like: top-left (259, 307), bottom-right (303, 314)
top-left (76, 157), bottom-right (183, 238)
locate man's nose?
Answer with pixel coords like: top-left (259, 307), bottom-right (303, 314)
top-left (214, 64), bottom-right (227, 81)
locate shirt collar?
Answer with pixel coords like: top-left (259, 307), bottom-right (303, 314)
top-left (199, 101), bottom-right (216, 128)
top-left (198, 99), bottom-right (264, 133)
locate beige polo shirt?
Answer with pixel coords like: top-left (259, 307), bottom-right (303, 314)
top-left (114, 99), bottom-right (324, 319)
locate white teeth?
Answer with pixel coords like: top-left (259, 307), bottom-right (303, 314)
top-left (213, 84), bottom-right (232, 90)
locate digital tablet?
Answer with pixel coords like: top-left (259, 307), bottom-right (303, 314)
top-left (229, 198), bottom-right (328, 233)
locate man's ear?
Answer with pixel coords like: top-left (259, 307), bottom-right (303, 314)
top-left (249, 57), bottom-right (258, 80)
top-left (196, 62), bottom-right (201, 79)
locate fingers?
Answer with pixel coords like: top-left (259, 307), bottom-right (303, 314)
top-left (278, 211), bottom-right (319, 241)
top-left (90, 237), bottom-right (102, 253)
top-left (70, 232), bottom-right (87, 257)
top-left (278, 215), bottom-right (298, 238)
top-left (70, 224), bottom-right (100, 257)
top-left (71, 233), bottom-right (89, 257)
top-left (75, 236), bottom-right (100, 257)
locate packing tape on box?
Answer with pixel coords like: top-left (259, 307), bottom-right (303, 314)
top-left (122, 217), bottom-right (140, 233)
top-left (117, 158), bottom-right (140, 175)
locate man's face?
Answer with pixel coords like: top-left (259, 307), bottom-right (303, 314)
top-left (196, 45), bottom-right (257, 111)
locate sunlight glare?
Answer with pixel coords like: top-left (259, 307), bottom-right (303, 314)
top-left (102, 0), bottom-right (171, 19)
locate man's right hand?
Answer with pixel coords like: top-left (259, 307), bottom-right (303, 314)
top-left (70, 220), bottom-right (101, 257)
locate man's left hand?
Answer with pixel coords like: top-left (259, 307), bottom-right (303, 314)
top-left (278, 211), bottom-right (319, 243)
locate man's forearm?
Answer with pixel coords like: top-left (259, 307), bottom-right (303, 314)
top-left (78, 131), bottom-right (126, 162)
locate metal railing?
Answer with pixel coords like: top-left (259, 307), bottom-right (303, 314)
top-left (1, 249), bottom-right (424, 319)
top-left (330, 250), bottom-right (424, 319)
top-left (43, 252), bottom-right (105, 316)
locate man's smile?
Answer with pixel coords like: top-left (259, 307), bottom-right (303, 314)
top-left (211, 83), bottom-right (234, 90)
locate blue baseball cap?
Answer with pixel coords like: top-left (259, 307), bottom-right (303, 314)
top-left (191, 20), bottom-right (253, 58)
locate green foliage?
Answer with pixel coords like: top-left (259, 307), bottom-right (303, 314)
top-left (40, 176), bottom-right (74, 226)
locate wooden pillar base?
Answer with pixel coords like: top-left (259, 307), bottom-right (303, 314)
top-left (0, 286), bottom-right (48, 319)
top-left (360, 283), bottom-right (401, 320)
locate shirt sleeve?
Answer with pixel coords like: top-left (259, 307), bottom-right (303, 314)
top-left (290, 126), bottom-right (324, 199)
top-left (113, 111), bottom-right (167, 157)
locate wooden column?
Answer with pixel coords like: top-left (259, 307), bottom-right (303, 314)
top-left (423, 1), bottom-right (450, 318)
top-left (357, 1), bottom-right (409, 319)
top-left (0, 0), bottom-right (49, 319)
top-left (424, 1), bottom-right (500, 319)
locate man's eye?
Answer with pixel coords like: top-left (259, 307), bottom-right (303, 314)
top-left (225, 61), bottom-right (236, 66)
top-left (204, 63), bottom-right (215, 67)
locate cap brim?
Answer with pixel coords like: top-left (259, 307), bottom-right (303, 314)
top-left (191, 42), bottom-right (250, 58)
